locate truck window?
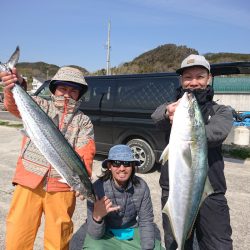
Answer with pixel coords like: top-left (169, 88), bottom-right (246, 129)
top-left (82, 79), bottom-right (115, 110)
top-left (115, 76), bottom-right (179, 110)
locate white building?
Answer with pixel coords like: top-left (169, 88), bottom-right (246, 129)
top-left (213, 77), bottom-right (250, 113)
top-left (30, 77), bottom-right (45, 93)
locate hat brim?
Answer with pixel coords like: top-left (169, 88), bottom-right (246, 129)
top-left (102, 159), bottom-right (141, 168)
top-left (176, 65), bottom-right (210, 75)
top-left (49, 80), bottom-right (88, 98)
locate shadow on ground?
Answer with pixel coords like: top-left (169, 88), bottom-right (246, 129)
top-left (70, 223), bottom-right (87, 250)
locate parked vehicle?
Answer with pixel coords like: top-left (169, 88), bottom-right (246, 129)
top-left (233, 111), bottom-right (250, 127)
top-left (33, 61), bottom-right (250, 173)
top-left (0, 92), bottom-right (6, 111)
top-left (0, 92), bottom-right (3, 102)
top-left (34, 73), bottom-right (180, 173)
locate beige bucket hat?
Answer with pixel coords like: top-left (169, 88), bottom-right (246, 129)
top-left (49, 66), bottom-right (88, 98)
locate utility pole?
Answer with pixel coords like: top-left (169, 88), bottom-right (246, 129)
top-left (106, 20), bottom-right (111, 75)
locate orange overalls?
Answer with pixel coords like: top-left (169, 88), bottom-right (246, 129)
top-left (4, 87), bottom-right (95, 250)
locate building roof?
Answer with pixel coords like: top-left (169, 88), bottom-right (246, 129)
top-left (213, 77), bottom-right (250, 93)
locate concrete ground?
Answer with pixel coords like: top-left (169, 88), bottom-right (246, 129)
top-left (0, 126), bottom-right (250, 250)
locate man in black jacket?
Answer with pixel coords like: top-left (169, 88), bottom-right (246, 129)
top-left (151, 54), bottom-right (233, 250)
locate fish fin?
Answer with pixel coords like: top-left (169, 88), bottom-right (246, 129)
top-left (7, 46), bottom-right (20, 69)
top-left (182, 144), bottom-right (192, 168)
top-left (20, 128), bottom-right (29, 137)
top-left (163, 202), bottom-right (181, 250)
top-left (186, 176), bottom-right (214, 240)
top-left (58, 178), bottom-right (68, 184)
top-left (20, 123), bottom-right (30, 138)
top-left (200, 176), bottom-right (214, 205)
top-left (159, 144), bottom-right (169, 164)
top-left (162, 201), bottom-right (170, 215)
top-left (185, 178), bottom-right (214, 242)
top-left (162, 202), bottom-right (174, 236)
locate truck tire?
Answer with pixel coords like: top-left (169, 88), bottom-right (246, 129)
top-left (127, 139), bottom-right (155, 173)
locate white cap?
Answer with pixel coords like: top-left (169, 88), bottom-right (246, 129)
top-left (176, 54), bottom-right (210, 74)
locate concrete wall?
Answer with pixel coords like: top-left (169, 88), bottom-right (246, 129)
top-left (224, 126), bottom-right (250, 146)
top-left (214, 93), bottom-right (250, 112)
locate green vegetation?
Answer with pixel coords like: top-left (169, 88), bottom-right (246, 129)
top-left (0, 120), bottom-right (23, 128)
top-left (112, 44), bottom-right (199, 74)
top-left (223, 145), bottom-right (250, 160)
top-left (110, 44), bottom-right (250, 75)
top-left (227, 148), bottom-right (250, 159)
top-left (205, 52), bottom-right (250, 63)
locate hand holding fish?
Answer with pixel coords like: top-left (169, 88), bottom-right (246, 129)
top-left (74, 190), bottom-right (86, 201)
top-left (1, 46), bottom-right (96, 202)
top-left (166, 99), bottom-right (180, 123)
top-left (0, 67), bottom-right (24, 90)
top-left (92, 196), bottom-right (120, 222)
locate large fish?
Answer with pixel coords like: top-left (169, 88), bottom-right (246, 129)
top-left (160, 92), bottom-right (214, 250)
top-left (0, 47), bottom-right (95, 202)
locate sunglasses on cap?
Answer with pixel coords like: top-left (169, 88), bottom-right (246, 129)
top-left (110, 160), bottom-right (133, 168)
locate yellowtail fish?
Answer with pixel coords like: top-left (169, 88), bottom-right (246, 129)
top-left (160, 92), bottom-right (214, 250)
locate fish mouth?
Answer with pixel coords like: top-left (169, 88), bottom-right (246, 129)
top-left (186, 92), bottom-right (196, 106)
top-left (181, 92), bottom-right (195, 109)
top-left (186, 91), bottom-right (194, 99)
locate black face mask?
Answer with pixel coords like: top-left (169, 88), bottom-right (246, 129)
top-left (175, 85), bottom-right (215, 123)
top-left (175, 85), bottom-right (214, 103)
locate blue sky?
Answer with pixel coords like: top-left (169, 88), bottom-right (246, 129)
top-left (1, 0), bottom-right (250, 72)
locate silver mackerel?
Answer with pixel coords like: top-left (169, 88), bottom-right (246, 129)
top-left (160, 92), bottom-right (213, 250)
top-left (0, 47), bottom-right (95, 202)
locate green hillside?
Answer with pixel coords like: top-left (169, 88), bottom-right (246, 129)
top-left (111, 44), bottom-right (250, 75)
top-left (16, 62), bottom-right (89, 83)
top-left (204, 52), bottom-right (250, 63)
top-left (15, 44), bottom-right (250, 79)
top-left (111, 44), bottom-right (198, 74)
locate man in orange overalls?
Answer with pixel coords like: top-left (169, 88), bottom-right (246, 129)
top-left (1, 66), bottom-right (96, 249)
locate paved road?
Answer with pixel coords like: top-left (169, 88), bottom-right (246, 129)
top-left (0, 126), bottom-right (249, 249)
top-left (0, 111), bottom-right (21, 122)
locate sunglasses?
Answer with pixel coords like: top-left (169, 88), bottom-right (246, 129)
top-left (110, 160), bottom-right (133, 168)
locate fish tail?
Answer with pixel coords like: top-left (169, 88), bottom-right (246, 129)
top-left (159, 144), bottom-right (169, 165)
